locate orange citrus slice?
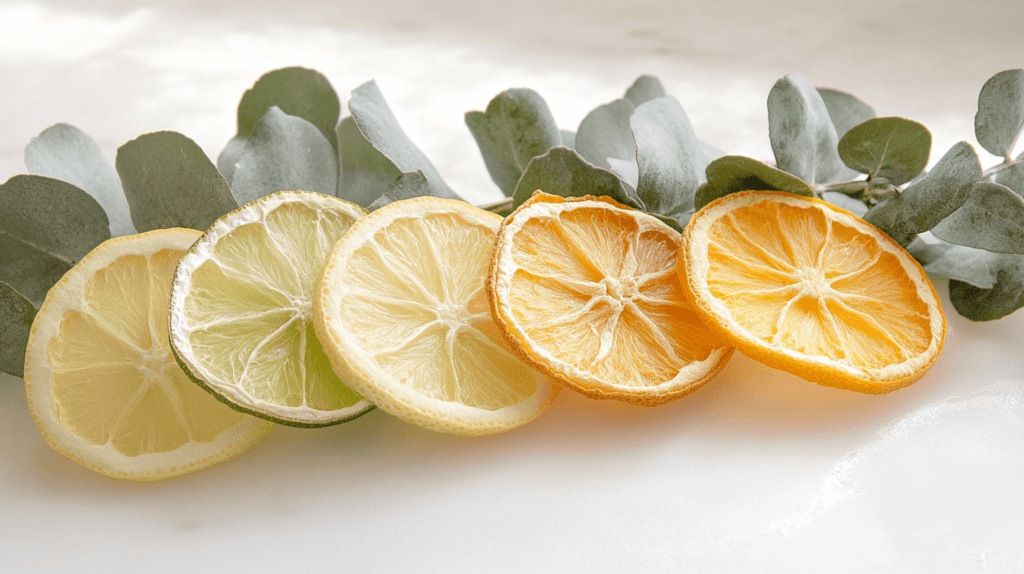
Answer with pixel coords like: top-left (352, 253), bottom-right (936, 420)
top-left (488, 192), bottom-right (733, 406)
top-left (681, 190), bottom-right (945, 393)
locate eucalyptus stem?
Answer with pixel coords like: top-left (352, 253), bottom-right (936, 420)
top-left (824, 180), bottom-right (868, 195)
top-left (982, 158), bottom-right (1022, 178)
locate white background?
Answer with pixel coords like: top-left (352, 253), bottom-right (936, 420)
top-left (2, 0), bottom-right (1023, 571)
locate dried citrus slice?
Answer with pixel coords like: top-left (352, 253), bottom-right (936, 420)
top-left (488, 192), bottom-right (733, 406)
top-left (313, 197), bottom-right (558, 435)
top-left (24, 229), bottom-right (274, 481)
top-left (681, 190), bottom-right (946, 393)
top-left (169, 191), bottom-right (372, 427)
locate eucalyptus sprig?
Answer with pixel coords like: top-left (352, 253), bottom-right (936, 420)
top-left (2, 65), bottom-right (1023, 378)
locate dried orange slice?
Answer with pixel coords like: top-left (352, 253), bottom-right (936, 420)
top-left (681, 190), bottom-right (945, 393)
top-left (488, 192), bottom-right (733, 406)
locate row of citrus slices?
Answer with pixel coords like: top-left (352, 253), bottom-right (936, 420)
top-left (23, 189), bottom-right (946, 481)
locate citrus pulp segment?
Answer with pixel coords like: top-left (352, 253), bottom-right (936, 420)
top-left (681, 190), bottom-right (946, 393)
top-left (313, 197), bottom-right (559, 436)
top-left (169, 191), bottom-right (373, 427)
top-left (24, 228), bottom-right (274, 481)
top-left (487, 192), bottom-right (733, 406)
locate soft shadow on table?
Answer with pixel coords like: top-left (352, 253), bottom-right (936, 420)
top-left (2, 281), bottom-right (1018, 527)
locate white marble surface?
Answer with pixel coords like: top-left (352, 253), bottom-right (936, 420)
top-left (2, 1), bottom-right (1023, 571)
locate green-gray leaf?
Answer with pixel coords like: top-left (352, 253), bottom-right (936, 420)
top-left (930, 181), bottom-right (1024, 253)
top-left (768, 73), bottom-right (845, 185)
top-left (560, 130), bottom-right (576, 150)
top-left (511, 146), bottom-right (642, 211)
top-left (479, 197), bottom-right (514, 217)
top-left (465, 88), bottom-right (561, 197)
top-left (116, 131), bottom-right (238, 232)
top-left (368, 171), bottom-right (460, 212)
top-left (909, 240), bottom-right (1000, 289)
top-left (699, 140), bottom-right (727, 166)
top-left (337, 116), bottom-right (402, 208)
top-left (216, 136), bottom-right (248, 184)
top-left (863, 141), bottom-right (982, 244)
top-left (975, 69), bottom-right (1024, 158)
top-left (0, 175), bottom-right (110, 307)
top-left (838, 116), bottom-right (931, 186)
top-left (822, 191), bottom-right (869, 217)
top-left (0, 282), bottom-right (36, 378)
top-left (624, 75), bottom-right (666, 107)
top-left (995, 151), bottom-right (1024, 196)
top-left (350, 80), bottom-right (458, 199)
top-left (236, 66), bottom-right (340, 154)
top-left (230, 107), bottom-right (338, 205)
top-left (817, 87), bottom-right (875, 139)
top-left (696, 155), bottom-right (815, 211)
top-left (575, 98), bottom-right (637, 187)
top-left (25, 123), bottom-right (135, 237)
top-left (632, 96), bottom-right (704, 223)
top-left (949, 255), bottom-right (1024, 321)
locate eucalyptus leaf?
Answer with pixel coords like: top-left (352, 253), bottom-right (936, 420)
top-left (863, 141), bottom-right (982, 244)
top-left (216, 136), bottom-right (247, 184)
top-left (236, 66), bottom-right (340, 153)
top-left (974, 69), bottom-right (1024, 158)
top-left (230, 107), bottom-right (338, 205)
top-left (606, 158), bottom-right (640, 191)
top-left (632, 96), bottom-right (704, 223)
top-left (768, 73), bottom-right (845, 184)
top-left (367, 171), bottom-right (460, 212)
top-left (949, 255), bottom-right (1024, 321)
top-left (560, 130), bottom-right (576, 150)
top-left (337, 116), bottom-right (401, 207)
top-left (0, 175), bottom-right (110, 307)
top-left (116, 131), bottom-right (238, 232)
top-left (817, 88), bottom-right (875, 139)
top-left (930, 182), bottom-right (1024, 253)
top-left (24, 123), bottom-right (135, 237)
top-left (822, 191), bottom-right (869, 217)
top-left (575, 98), bottom-right (636, 174)
top-left (995, 151), bottom-right (1024, 196)
top-left (699, 140), bottom-right (727, 166)
top-left (479, 197), bottom-right (514, 217)
top-left (696, 155), bottom-right (815, 211)
top-left (465, 88), bottom-right (561, 197)
top-left (0, 282), bottom-right (36, 378)
top-left (350, 80), bottom-right (458, 199)
top-left (909, 240), bottom-right (1000, 289)
top-left (511, 146), bottom-right (642, 211)
top-left (624, 75), bottom-right (666, 107)
top-left (838, 117), bottom-right (931, 186)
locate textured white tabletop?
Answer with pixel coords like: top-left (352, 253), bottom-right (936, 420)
top-left (2, 1), bottom-right (1022, 571)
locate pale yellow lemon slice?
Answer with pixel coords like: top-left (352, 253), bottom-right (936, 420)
top-left (24, 228), bottom-right (273, 481)
top-left (314, 197), bottom-right (558, 435)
